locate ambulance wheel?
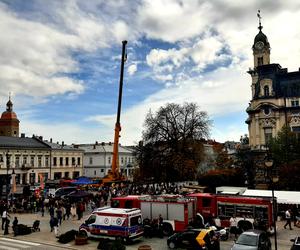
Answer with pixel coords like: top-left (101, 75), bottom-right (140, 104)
top-left (163, 223), bottom-right (173, 236)
top-left (79, 230), bottom-right (88, 238)
top-left (115, 236), bottom-right (127, 244)
top-left (168, 241), bottom-right (176, 249)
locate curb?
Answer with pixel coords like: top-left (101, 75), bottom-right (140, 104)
top-left (3, 235), bottom-right (82, 250)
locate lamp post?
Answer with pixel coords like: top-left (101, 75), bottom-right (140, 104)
top-left (6, 152), bottom-right (10, 207)
top-left (265, 159), bottom-right (278, 250)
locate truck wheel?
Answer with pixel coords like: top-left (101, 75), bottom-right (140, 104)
top-left (168, 241), bottom-right (176, 249)
top-left (163, 223), bottom-right (173, 236)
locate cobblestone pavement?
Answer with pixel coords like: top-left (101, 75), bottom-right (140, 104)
top-left (1, 211), bottom-right (299, 250)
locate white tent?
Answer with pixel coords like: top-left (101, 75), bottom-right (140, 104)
top-left (242, 189), bottom-right (300, 205)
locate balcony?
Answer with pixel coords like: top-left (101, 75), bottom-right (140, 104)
top-left (21, 164), bottom-right (32, 171)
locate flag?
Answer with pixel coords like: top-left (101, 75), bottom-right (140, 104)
top-left (12, 174), bottom-right (17, 193)
top-left (39, 173), bottom-right (44, 189)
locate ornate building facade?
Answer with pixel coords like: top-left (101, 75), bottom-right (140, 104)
top-left (0, 97), bottom-right (84, 196)
top-left (246, 17), bottom-right (300, 149)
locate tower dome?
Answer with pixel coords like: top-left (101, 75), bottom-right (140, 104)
top-left (0, 95), bottom-right (20, 137)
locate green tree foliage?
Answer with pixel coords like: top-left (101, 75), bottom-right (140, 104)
top-left (268, 126), bottom-right (300, 165)
top-left (136, 102), bottom-right (211, 182)
top-left (268, 126), bottom-right (300, 189)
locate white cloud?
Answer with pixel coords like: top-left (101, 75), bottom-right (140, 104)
top-left (88, 62), bottom-right (250, 144)
top-left (128, 64), bottom-right (137, 75)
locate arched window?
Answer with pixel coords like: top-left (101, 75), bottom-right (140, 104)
top-left (264, 85), bottom-right (269, 97)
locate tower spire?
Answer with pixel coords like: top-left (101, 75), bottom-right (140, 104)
top-left (257, 9), bottom-right (263, 31)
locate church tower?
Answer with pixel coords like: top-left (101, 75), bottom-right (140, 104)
top-left (0, 95), bottom-right (20, 137)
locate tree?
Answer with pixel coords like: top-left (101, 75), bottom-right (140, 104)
top-left (268, 126), bottom-right (300, 190)
top-left (136, 102), bottom-right (211, 182)
top-left (268, 126), bottom-right (300, 165)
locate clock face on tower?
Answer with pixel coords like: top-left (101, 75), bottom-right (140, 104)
top-left (255, 41), bottom-right (264, 50)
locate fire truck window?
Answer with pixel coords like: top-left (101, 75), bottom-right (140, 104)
top-left (125, 200), bottom-right (133, 208)
top-left (254, 207), bottom-right (268, 219)
top-left (111, 200), bottom-right (120, 208)
top-left (236, 205), bottom-right (254, 218)
top-left (218, 204), bottom-right (235, 218)
top-left (202, 198), bottom-right (211, 207)
top-left (130, 216), bottom-right (142, 227)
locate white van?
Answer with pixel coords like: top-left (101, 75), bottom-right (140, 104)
top-left (79, 207), bottom-right (143, 242)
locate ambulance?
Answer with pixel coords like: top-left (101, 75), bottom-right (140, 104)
top-left (79, 206), bottom-right (143, 242)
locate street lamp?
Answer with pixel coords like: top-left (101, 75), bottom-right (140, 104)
top-left (265, 159), bottom-right (278, 250)
top-left (6, 152), bottom-right (10, 207)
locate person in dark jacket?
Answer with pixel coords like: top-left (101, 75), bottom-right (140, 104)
top-left (12, 217), bottom-right (18, 236)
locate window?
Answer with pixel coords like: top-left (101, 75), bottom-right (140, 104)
top-left (72, 157), bottom-right (76, 166)
top-left (65, 157), bottom-right (69, 166)
top-left (121, 157), bottom-right (124, 164)
top-left (291, 100), bottom-right (299, 107)
top-left (202, 198), bottom-right (212, 207)
top-left (263, 107), bottom-right (271, 116)
top-left (101, 169), bottom-right (104, 172)
top-left (292, 126), bottom-right (300, 133)
top-left (23, 155), bottom-right (27, 165)
top-left (89, 157), bottom-right (93, 165)
top-left (29, 173), bottom-right (35, 184)
top-left (53, 157), bottom-right (57, 166)
top-left (108, 157), bottom-right (111, 164)
top-left (30, 156), bottom-right (35, 166)
top-left (94, 170), bottom-right (96, 176)
top-left (15, 156), bottom-right (20, 167)
top-left (60, 157), bottom-right (63, 166)
top-left (45, 157), bottom-right (49, 167)
top-left (257, 57), bottom-right (263, 66)
top-left (130, 216), bottom-right (142, 227)
top-left (86, 215), bottom-right (96, 225)
top-left (263, 85), bottom-right (269, 96)
top-left (38, 156), bottom-right (42, 167)
top-left (77, 157), bottom-right (80, 165)
top-left (16, 174), bottom-right (20, 184)
top-left (264, 127), bottom-right (273, 145)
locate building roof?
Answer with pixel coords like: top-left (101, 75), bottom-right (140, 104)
top-left (0, 136), bottom-right (49, 149)
top-left (75, 143), bottom-right (134, 154)
top-left (253, 30), bottom-right (269, 46)
top-left (254, 63), bottom-right (300, 98)
top-left (42, 140), bottom-right (83, 152)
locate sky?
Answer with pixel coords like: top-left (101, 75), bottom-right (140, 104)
top-left (1, 0), bottom-right (300, 146)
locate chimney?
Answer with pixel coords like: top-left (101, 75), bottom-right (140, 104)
top-left (50, 138), bottom-right (52, 143)
top-left (62, 141), bottom-right (64, 147)
top-left (39, 136), bottom-right (43, 141)
top-left (101, 142), bottom-right (105, 146)
top-left (95, 141), bottom-right (98, 145)
top-left (21, 133), bottom-right (25, 138)
top-left (93, 144), bottom-right (96, 149)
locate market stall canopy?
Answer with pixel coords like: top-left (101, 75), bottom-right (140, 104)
top-left (65, 190), bottom-right (90, 198)
top-left (243, 189), bottom-right (300, 205)
top-left (72, 176), bottom-right (96, 185)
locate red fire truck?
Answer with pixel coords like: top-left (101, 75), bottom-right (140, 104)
top-left (187, 193), bottom-right (275, 232)
top-left (111, 195), bottom-right (196, 235)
